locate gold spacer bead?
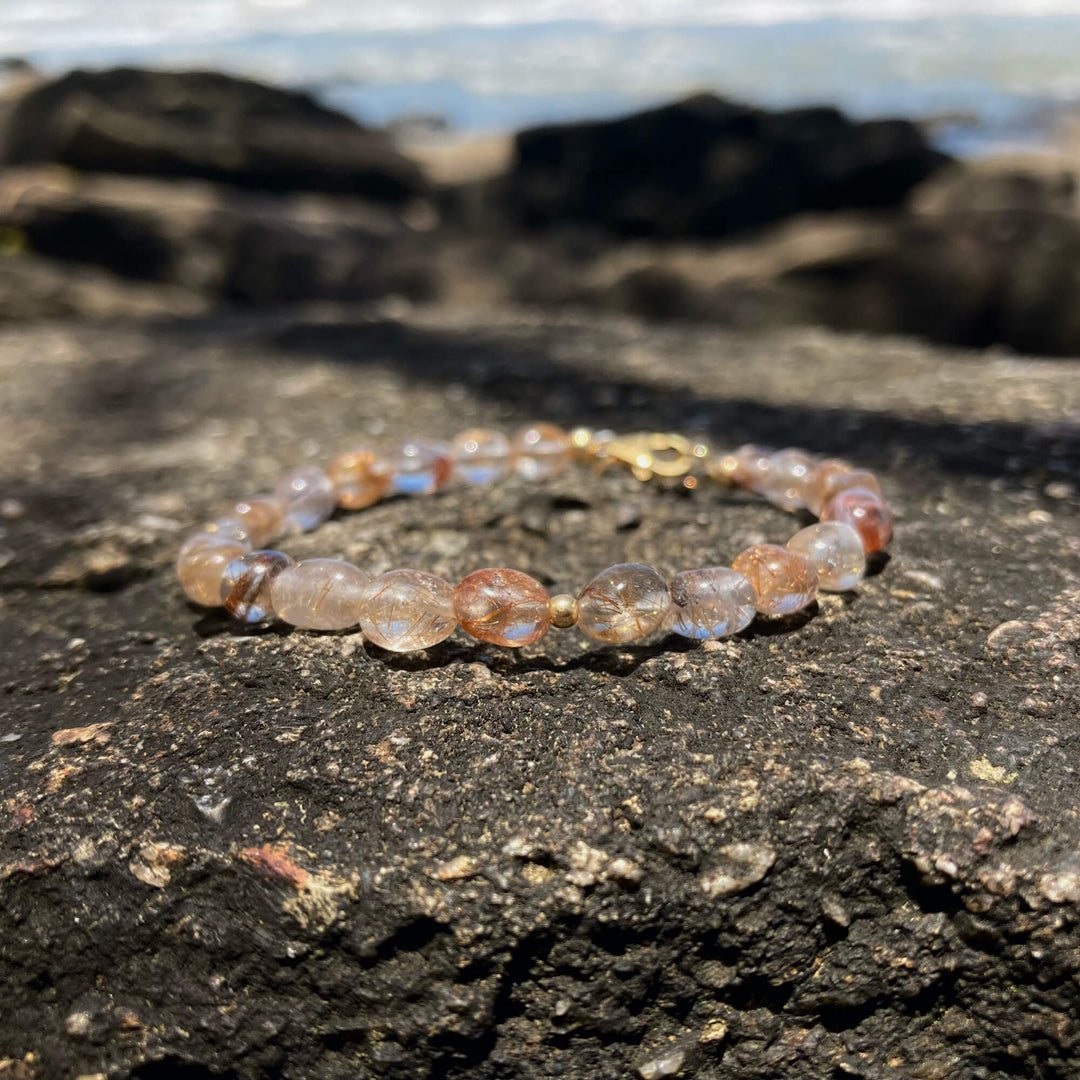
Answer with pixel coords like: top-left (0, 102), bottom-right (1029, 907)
top-left (549, 593), bottom-right (578, 629)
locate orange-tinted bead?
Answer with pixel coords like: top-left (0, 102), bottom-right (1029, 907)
top-left (806, 458), bottom-right (853, 514)
top-left (727, 444), bottom-right (774, 493)
top-left (327, 448), bottom-right (393, 510)
top-left (176, 536), bottom-right (249, 607)
top-left (731, 543), bottom-right (819, 616)
top-left (359, 569), bottom-right (456, 651)
top-left (270, 558), bottom-right (370, 630)
top-left (454, 568), bottom-right (551, 647)
top-left (511, 423), bottom-right (572, 480)
top-left (821, 487), bottom-right (893, 554)
top-left (231, 495), bottom-right (285, 547)
top-left (576, 563), bottom-right (671, 643)
top-left (818, 468), bottom-right (882, 508)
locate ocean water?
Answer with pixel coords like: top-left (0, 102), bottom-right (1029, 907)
top-left (4, 1), bottom-right (1080, 154)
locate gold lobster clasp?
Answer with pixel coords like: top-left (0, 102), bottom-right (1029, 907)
top-left (602, 432), bottom-right (697, 482)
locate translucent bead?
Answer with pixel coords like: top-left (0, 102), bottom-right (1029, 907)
top-left (761, 449), bottom-right (816, 511)
top-left (270, 559), bottom-right (370, 630)
top-left (576, 563), bottom-right (671, 643)
top-left (450, 428), bottom-right (511, 485)
top-left (220, 550), bottom-right (293, 624)
top-left (176, 536), bottom-right (249, 607)
top-left (786, 522), bottom-right (865, 592)
top-left (326, 448), bottom-right (392, 510)
top-left (381, 439), bottom-right (452, 496)
top-left (200, 516), bottom-right (253, 547)
top-left (511, 423), bottom-right (572, 480)
top-left (731, 544), bottom-right (819, 617)
top-left (274, 467), bottom-right (336, 532)
top-left (817, 468), bottom-right (882, 509)
top-left (454, 568), bottom-right (551, 647)
top-left (806, 458), bottom-right (853, 515)
top-left (724, 444), bottom-right (774, 492)
top-left (231, 495), bottom-right (285, 547)
top-left (821, 488), bottom-right (893, 554)
top-left (359, 569), bottom-right (456, 651)
top-left (666, 567), bottom-right (757, 639)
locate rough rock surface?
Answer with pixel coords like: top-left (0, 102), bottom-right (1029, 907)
top-left (1, 306), bottom-right (1079, 1079)
top-left (0, 68), bottom-right (428, 204)
top-left (507, 94), bottom-right (947, 237)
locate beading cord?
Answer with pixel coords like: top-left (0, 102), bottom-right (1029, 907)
top-left (175, 425), bottom-right (893, 651)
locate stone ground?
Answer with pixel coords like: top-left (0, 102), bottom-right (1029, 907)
top-left (0, 304), bottom-right (1078, 1080)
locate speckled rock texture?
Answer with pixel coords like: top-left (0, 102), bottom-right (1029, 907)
top-left (1, 306), bottom-right (1078, 1080)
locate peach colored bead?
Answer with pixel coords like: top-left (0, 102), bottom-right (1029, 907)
top-left (821, 487), bottom-right (893, 554)
top-left (666, 567), bottom-right (757, 639)
top-left (381, 439), bottom-right (452, 496)
top-left (576, 563), bottom-right (671, 643)
top-left (786, 522), bottom-right (865, 592)
top-left (806, 458), bottom-right (853, 514)
top-left (727, 444), bottom-right (774, 492)
top-left (326, 448), bottom-right (392, 510)
top-left (817, 468), bottom-right (883, 508)
top-left (512, 423), bottom-right (572, 480)
top-left (454, 568), bottom-right (551, 647)
top-left (220, 550), bottom-right (293, 623)
top-left (450, 428), bottom-right (511, 485)
top-left (275, 467), bottom-right (336, 532)
top-left (231, 495), bottom-right (285, 547)
top-left (270, 558), bottom-right (370, 630)
top-left (200, 516), bottom-right (252, 547)
top-left (761, 448), bottom-right (816, 511)
top-left (359, 569), bottom-right (457, 651)
top-left (731, 544), bottom-right (819, 616)
top-left (176, 536), bottom-right (249, 607)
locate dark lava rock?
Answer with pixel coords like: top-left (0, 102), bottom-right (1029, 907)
top-left (0, 168), bottom-right (438, 305)
top-left (0, 305), bottom-right (1079, 1079)
top-left (0, 67), bottom-right (428, 204)
top-left (507, 93), bottom-right (948, 238)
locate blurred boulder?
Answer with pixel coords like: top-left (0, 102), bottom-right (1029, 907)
top-left (910, 157), bottom-right (1078, 216)
top-left (0, 167), bottom-right (438, 306)
top-left (0, 67), bottom-right (428, 205)
top-left (506, 93), bottom-right (948, 238)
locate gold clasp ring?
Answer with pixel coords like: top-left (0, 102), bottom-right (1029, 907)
top-left (603, 432), bottom-right (696, 482)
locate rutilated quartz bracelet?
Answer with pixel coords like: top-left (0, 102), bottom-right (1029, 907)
top-left (175, 426), bottom-right (893, 651)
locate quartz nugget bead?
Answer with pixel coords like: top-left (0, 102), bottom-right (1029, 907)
top-left (275, 467), bottom-right (336, 532)
top-left (822, 487), bottom-right (893, 554)
top-left (805, 459), bottom-right (853, 515)
top-left (512, 423), bottom-right (572, 480)
top-left (761, 449), bottom-right (816, 511)
top-left (716, 444), bottom-right (773, 492)
top-left (359, 569), bottom-right (456, 652)
top-left (270, 559), bottom-right (370, 630)
top-left (576, 563), bottom-right (671, 643)
top-left (454, 568), bottom-right (551, 647)
top-left (450, 429), bottom-right (511, 485)
top-left (380, 439), bottom-right (452, 496)
top-left (231, 495), bottom-right (285, 547)
top-left (220, 550), bottom-right (293, 624)
top-left (731, 544), bottom-right (819, 617)
top-left (176, 535), bottom-right (249, 607)
top-left (326, 448), bottom-right (391, 510)
top-left (817, 468), bottom-right (882, 508)
top-left (787, 522), bottom-right (865, 592)
top-left (666, 567), bottom-right (757, 639)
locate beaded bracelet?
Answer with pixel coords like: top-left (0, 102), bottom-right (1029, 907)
top-left (176, 426), bottom-right (892, 651)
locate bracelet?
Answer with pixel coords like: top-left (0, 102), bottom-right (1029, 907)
top-left (175, 426), bottom-right (892, 652)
